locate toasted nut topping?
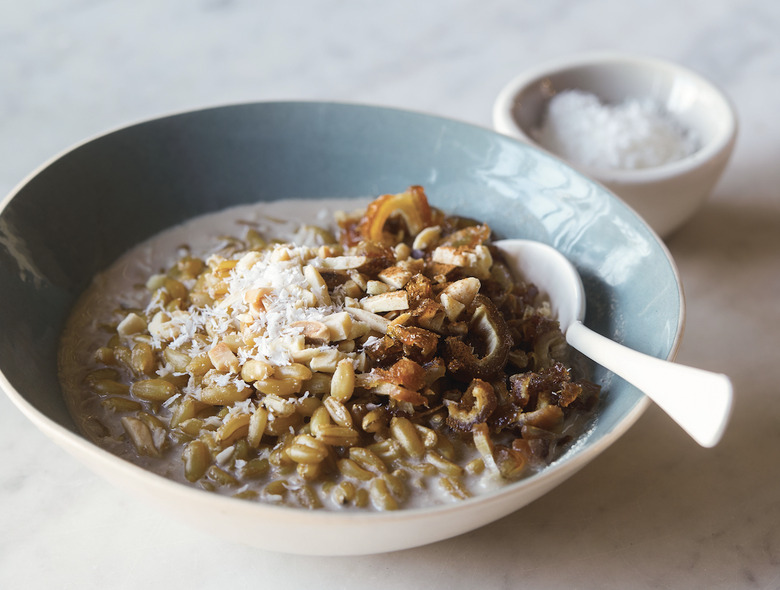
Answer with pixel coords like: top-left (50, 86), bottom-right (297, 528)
top-left (442, 277), bottom-right (481, 306)
top-left (345, 306), bottom-right (390, 333)
top-left (431, 245), bottom-right (493, 279)
top-left (316, 255), bottom-right (368, 270)
top-left (244, 287), bottom-right (273, 315)
top-left (378, 266), bottom-right (413, 290)
top-left (440, 292), bottom-right (466, 322)
top-left (289, 320), bottom-right (330, 344)
top-left (117, 312), bottom-right (147, 337)
top-left (366, 280), bottom-right (390, 295)
top-left (411, 225), bottom-right (441, 251)
top-left (208, 342), bottom-right (240, 373)
top-left (360, 290), bottom-right (409, 313)
top-left (303, 265), bottom-right (332, 306)
top-left (321, 311), bottom-right (353, 341)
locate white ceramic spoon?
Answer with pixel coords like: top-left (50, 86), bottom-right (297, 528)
top-left (494, 239), bottom-right (733, 448)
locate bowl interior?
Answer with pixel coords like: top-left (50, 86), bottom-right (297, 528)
top-left (0, 102), bottom-right (683, 549)
top-left (509, 57), bottom-right (735, 160)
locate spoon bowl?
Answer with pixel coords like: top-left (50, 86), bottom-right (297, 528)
top-left (495, 239), bottom-right (733, 447)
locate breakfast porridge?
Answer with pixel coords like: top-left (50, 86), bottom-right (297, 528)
top-left (59, 186), bottom-right (599, 511)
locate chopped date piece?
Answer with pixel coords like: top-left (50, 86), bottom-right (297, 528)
top-left (443, 295), bottom-right (513, 381)
top-left (445, 379), bottom-right (498, 432)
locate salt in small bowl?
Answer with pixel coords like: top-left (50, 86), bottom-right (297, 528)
top-left (492, 52), bottom-right (738, 238)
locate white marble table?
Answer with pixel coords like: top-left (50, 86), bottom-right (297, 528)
top-left (2, 1), bottom-right (779, 588)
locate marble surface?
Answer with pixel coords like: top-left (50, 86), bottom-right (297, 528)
top-left (2, 1), bottom-right (779, 588)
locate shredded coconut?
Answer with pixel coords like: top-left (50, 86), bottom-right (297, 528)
top-left (162, 393), bottom-right (181, 408)
top-left (532, 89), bottom-right (699, 170)
top-left (148, 243), bottom-right (349, 395)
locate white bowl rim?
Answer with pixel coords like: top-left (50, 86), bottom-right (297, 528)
top-left (492, 51), bottom-right (738, 185)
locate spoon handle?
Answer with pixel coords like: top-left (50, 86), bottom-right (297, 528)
top-left (566, 321), bottom-right (733, 447)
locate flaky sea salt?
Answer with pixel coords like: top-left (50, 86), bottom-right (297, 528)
top-left (532, 89), bottom-right (699, 170)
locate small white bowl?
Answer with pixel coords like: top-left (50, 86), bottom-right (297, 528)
top-left (493, 53), bottom-right (738, 238)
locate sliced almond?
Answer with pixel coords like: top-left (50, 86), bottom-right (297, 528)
top-left (116, 312), bottom-right (147, 337)
top-left (316, 255), bottom-right (367, 270)
top-left (208, 342), bottom-right (239, 373)
top-left (288, 320), bottom-right (330, 344)
top-left (441, 277), bottom-right (481, 306)
top-left (321, 311), bottom-right (353, 342)
top-left (360, 290), bottom-right (409, 313)
top-left (378, 266), bottom-right (413, 289)
top-left (345, 307), bottom-right (390, 333)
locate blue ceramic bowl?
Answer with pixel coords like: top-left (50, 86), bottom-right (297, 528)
top-left (0, 102), bottom-right (683, 555)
